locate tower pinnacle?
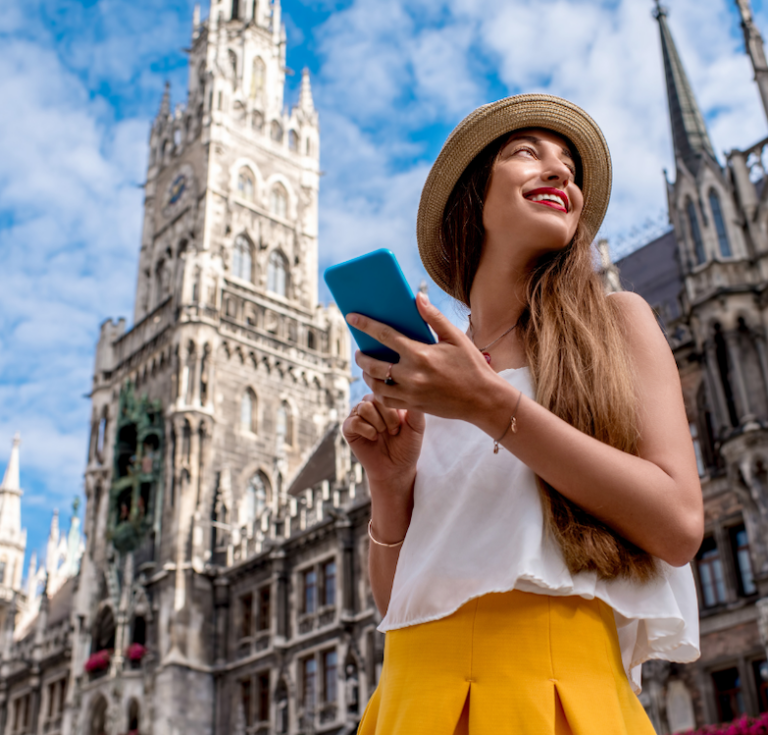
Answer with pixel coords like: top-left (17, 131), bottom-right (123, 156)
top-left (0, 434), bottom-right (20, 494)
top-left (298, 68), bottom-right (315, 114)
top-left (654, 3), bottom-right (717, 175)
top-left (735, 0), bottom-right (768, 125)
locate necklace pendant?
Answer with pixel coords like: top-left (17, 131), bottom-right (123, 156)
top-left (482, 352), bottom-right (492, 365)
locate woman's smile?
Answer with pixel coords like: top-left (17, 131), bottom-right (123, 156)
top-left (524, 186), bottom-right (570, 213)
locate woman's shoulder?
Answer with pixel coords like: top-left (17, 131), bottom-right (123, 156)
top-left (606, 291), bottom-right (666, 353)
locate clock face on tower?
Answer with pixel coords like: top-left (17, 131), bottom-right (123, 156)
top-left (162, 164), bottom-right (196, 220)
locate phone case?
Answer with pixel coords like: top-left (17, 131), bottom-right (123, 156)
top-left (323, 249), bottom-right (436, 363)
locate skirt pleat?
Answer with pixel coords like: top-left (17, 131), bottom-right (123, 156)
top-left (358, 590), bottom-right (656, 735)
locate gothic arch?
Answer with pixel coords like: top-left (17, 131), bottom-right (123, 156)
top-left (241, 387), bottom-right (258, 433)
top-left (231, 158), bottom-right (264, 201)
top-left (684, 196), bottom-right (706, 266)
top-left (232, 233), bottom-right (255, 283)
top-left (264, 173), bottom-right (295, 218)
top-left (707, 186), bottom-right (733, 258)
top-left (267, 248), bottom-right (290, 297)
top-left (89, 695), bottom-right (109, 735)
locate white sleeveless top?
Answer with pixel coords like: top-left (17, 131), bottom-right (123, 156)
top-left (378, 367), bottom-right (700, 693)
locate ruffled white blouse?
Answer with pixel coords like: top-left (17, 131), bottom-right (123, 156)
top-left (378, 367), bottom-right (700, 693)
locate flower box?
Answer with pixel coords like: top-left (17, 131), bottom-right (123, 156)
top-left (85, 649), bottom-right (112, 673)
top-left (125, 643), bottom-right (147, 662)
top-left (682, 713), bottom-right (768, 735)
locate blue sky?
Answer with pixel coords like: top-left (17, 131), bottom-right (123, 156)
top-left (1, 0), bottom-right (767, 570)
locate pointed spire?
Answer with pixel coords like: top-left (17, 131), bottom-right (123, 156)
top-left (0, 434), bottom-right (20, 493)
top-left (159, 81), bottom-right (171, 118)
top-left (735, 0), bottom-right (768, 125)
top-left (654, 2), bottom-right (717, 174)
top-left (298, 68), bottom-right (315, 114)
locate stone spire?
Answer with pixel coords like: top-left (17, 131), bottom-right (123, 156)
top-left (735, 0), bottom-right (768, 125)
top-left (0, 435), bottom-right (23, 542)
top-left (298, 68), bottom-right (315, 114)
top-left (159, 81), bottom-right (171, 119)
top-left (654, 2), bottom-right (717, 175)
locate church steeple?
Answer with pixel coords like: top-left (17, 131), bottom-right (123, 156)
top-left (654, 2), bottom-right (717, 175)
top-left (0, 434), bottom-right (23, 542)
top-left (735, 0), bottom-right (768, 125)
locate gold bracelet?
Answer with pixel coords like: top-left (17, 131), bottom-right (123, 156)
top-left (493, 389), bottom-right (523, 454)
top-left (368, 519), bottom-right (405, 548)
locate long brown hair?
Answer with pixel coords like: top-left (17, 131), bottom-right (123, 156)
top-left (441, 133), bottom-right (657, 582)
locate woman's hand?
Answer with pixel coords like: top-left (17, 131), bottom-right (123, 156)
top-left (348, 292), bottom-right (499, 424)
top-left (342, 394), bottom-right (425, 487)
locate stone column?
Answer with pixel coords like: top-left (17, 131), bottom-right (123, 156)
top-left (754, 333), bottom-right (768, 401)
top-left (725, 332), bottom-right (755, 424)
top-left (704, 344), bottom-right (730, 430)
top-left (335, 516), bottom-right (355, 618)
top-left (757, 597), bottom-right (768, 666)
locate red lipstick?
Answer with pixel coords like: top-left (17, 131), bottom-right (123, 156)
top-left (524, 187), bottom-right (569, 213)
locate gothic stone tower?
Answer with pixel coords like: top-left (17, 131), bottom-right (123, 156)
top-left (68, 2), bottom-right (352, 732)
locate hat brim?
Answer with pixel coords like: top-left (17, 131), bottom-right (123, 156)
top-left (417, 94), bottom-right (612, 297)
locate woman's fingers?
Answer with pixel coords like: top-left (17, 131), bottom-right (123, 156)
top-left (347, 313), bottom-right (412, 355)
top-left (344, 394), bottom-right (403, 441)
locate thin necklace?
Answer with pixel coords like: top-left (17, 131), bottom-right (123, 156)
top-left (468, 314), bottom-right (518, 365)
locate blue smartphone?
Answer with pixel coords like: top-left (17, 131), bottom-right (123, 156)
top-left (323, 249), bottom-right (436, 363)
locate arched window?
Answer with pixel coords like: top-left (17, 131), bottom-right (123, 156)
top-left (276, 401), bottom-right (293, 446)
top-left (305, 137), bottom-right (312, 156)
top-left (252, 111), bottom-right (264, 132)
top-left (267, 250), bottom-right (288, 296)
top-left (307, 330), bottom-right (316, 350)
top-left (232, 235), bottom-right (253, 282)
top-left (288, 130), bottom-right (299, 152)
top-left (231, 0), bottom-right (240, 20)
top-left (241, 389), bottom-right (256, 432)
top-left (687, 198), bottom-right (706, 265)
top-left (237, 169), bottom-right (255, 201)
top-left (251, 57), bottom-right (266, 99)
top-left (248, 472), bottom-right (270, 517)
top-left (270, 185), bottom-right (287, 219)
top-left (271, 120), bottom-right (283, 143)
top-left (709, 189), bottom-right (732, 258)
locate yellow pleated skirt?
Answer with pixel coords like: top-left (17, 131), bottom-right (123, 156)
top-left (358, 590), bottom-right (656, 735)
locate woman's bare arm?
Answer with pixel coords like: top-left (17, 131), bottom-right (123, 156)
top-left (351, 291), bottom-right (704, 568)
top-left (474, 291), bottom-right (703, 566)
top-left (367, 477), bottom-right (414, 616)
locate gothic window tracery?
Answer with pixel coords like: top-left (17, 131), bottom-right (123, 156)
top-left (289, 130), bottom-right (299, 152)
top-left (267, 250), bottom-right (289, 296)
top-left (232, 235), bottom-right (253, 282)
top-left (237, 169), bottom-right (255, 202)
top-left (271, 120), bottom-right (284, 143)
top-left (251, 57), bottom-right (266, 100)
top-left (708, 189), bottom-right (732, 258)
top-left (277, 401), bottom-right (293, 446)
top-left (686, 198), bottom-right (706, 265)
top-left (270, 185), bottom-right (288, 220)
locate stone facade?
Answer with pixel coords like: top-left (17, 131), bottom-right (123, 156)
top-left (613, 3), bottom-right (768, 730)
top-left (0, 2), bottom-right (383, 733)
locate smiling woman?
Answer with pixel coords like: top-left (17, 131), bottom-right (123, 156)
top-left (342, 94), bottom-right (702, 735)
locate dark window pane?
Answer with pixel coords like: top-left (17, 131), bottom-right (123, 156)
top-left (258, 586), bottom-right (271, 631)
top-left (709, 190), bottom-right (732, 258)
top-left (304, 657), bottom-right (316, 709)
top-left (713, 667), bottom-right (745, 722)
top-left (258, 672), bottom-right (270, 721)
top-left (697, 537), bottom-right (727, 607)
top-left (241, 678), bottom-right (252, 727)
top-left (754, 660), bottom-right (768, 713)
top-left (730, 525), bottom-right (757, 596)
top-left (304, 570), bottom-right (317, 614)
top-left (688, 199), bottom-right (706, 265)
top-left (324, 649), bottom-right (338, 702)
top-left (324, 561), bottom-right (336, 607)
top-left (240, 593), bottom-right (253, 638)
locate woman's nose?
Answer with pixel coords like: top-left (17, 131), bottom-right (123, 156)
top-left (542, 156), bottom-right (571, 185)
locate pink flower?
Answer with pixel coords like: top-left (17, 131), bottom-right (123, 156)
top-left (84, 649), bottom-right (112, 673)
top-left (125, 643), bottom-right (147, 662)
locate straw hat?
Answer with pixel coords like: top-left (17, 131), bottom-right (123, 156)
top-left (417, 93), bottom-right (612, 296)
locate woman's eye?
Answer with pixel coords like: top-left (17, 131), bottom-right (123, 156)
top-left (512, 146), bottom-right (535, 158)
